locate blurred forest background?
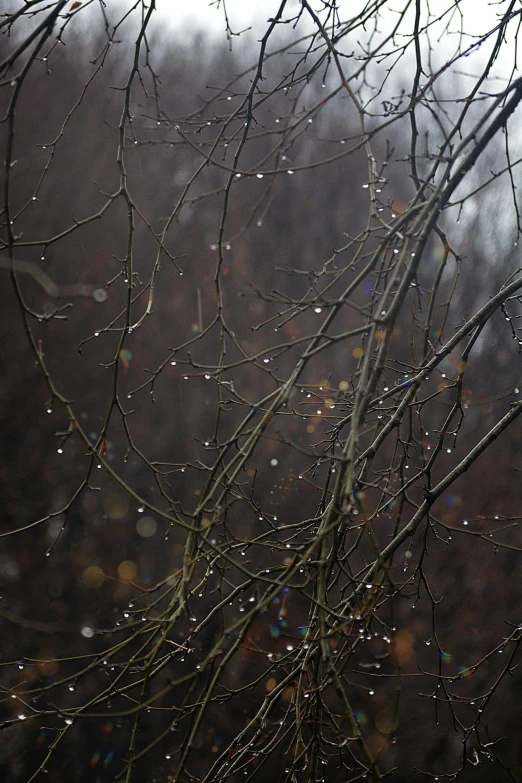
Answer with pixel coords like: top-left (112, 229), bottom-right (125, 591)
top-left (1, 2), bottom-right (522, 782)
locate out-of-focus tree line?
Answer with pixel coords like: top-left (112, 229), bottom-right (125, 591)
top-left (1, 2), bottom-right (521, 781)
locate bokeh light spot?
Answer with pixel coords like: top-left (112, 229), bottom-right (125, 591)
top-left (118, 560), bottom-right (137, 582)
top-left (83, 565), bottom-right (105, 588)
top-left (136, 516), bottom-right (157, 538)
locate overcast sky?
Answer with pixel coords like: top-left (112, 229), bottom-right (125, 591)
top-left (152, 0), bottom-right (518, 83)
top-left (157, 0), bottom-right (517, 41)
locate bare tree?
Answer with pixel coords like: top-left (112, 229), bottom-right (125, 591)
top-left (1, 2), bottom-right (522, 782)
